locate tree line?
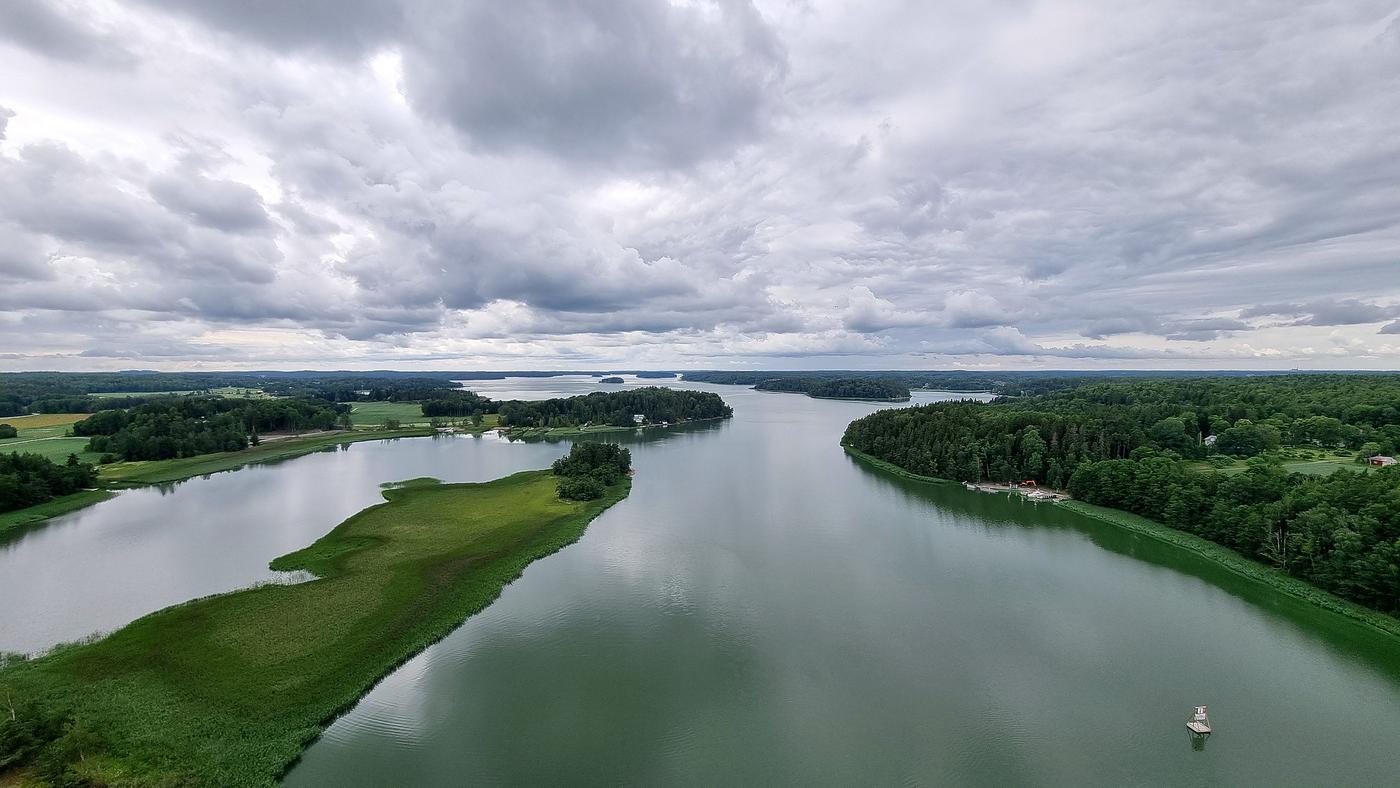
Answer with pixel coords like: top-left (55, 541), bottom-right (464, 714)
top-left (755, 377), bottom-right (911, 401)
top-left (0, 453), bottom-right (97, 514)
top-left (495, 388), bottom-right (732, 429)
top-left (842, 374), bottom-right (1400, 614)
top-left (419, 387), bottom-right (733, 428)
top-left (74, 398), bottom-right (348, 461)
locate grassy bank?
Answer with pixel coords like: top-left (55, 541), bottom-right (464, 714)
top-left (0, 490), bottom-right (115, 539)
top-left (0, 470), bottom-right (630, 786)
top-left (842, 444), bottom-right (957, 485)
top-left (1058, 501), bottom-right (1400, 639)
top-left (846, 444), bottom-right (1400, 638)
top-left (98, 428), bottom-right (437, 486)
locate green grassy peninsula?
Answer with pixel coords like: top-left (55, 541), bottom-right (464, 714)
top-left (0, 455), bottom-right (630, 785)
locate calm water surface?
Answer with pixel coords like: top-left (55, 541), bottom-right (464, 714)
top-left (6, 376), bottom-right (1400, 785)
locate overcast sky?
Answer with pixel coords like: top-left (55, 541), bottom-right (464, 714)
top-left (2, 0), bottom-right (1399, 371)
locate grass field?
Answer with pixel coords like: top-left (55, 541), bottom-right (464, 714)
top-left (0, 414), bottom-right (87, 430)
top-left (1192, 447), bottom-right (1370, 477)
top-left (0, 470), bottom-right (630, 786)
top-left (347, 401), bottom-right (428, 426)
top-left (0, 414), bottom-right (104, 464)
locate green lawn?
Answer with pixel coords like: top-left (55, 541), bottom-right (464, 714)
top-left (0, 414), bottom-right (104, 464)
top-left (0, 470), bottom-right (630, 786)
top-left (1194, 447), bottom-right (1371, 477)
top-left (347, 401), bottom-right (429, 426)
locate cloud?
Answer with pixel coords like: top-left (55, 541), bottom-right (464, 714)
top-left (1241, 299), bottom-right (1400, 326)
top-left (842, 286), bottom-right (931, 332)
top-left (148, 172), bottom-right (271, 233)
top-left (1381, 320), bottom-right (1400, 335)
top-left (3, 0), bottom-right (1400, 370)
top-left (0, 0), bottom-right (133, 64)
top-left (134, 0), bottom-right (400, 56)
top-left (400, 0), bottom-right (786, 168)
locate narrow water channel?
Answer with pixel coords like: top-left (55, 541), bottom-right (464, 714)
top-left (5, 378), bottom-right (1400, 784)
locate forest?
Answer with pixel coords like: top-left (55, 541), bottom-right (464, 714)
top-left (73, 398), bottom-right (349, 461)
top-left (0, 453), bottom-right (98, 514)
top-left (496, 388), bottom-right (732, 429)
top-left (755, 377), bottom-right (911, 400)
top-left (418, 390), bottom-right (495, 418)
top-left (842, 374), bottom-right (1400, 614)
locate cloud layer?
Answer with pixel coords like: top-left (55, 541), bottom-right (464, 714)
top-left (2, 0), bottom-right (1399, 370)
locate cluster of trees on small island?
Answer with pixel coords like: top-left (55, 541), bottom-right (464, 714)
top-left (843, 374), bottom-right (1400, 613)
top-left (74, 398), bottom-right (349, 461)
top-left (420, 387), bottom-right (731, 429)
top-left (0, 453), bottom-right (98, 514)
top-left (497, 388), bottom-right (731, 429)
top-left (552, 441), bottom-right (632, 500)
top-left (754, 377), bottom-right (911, 401)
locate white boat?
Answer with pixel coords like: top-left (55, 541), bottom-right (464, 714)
top-left (1187, 705), bottom-right (1212, 735)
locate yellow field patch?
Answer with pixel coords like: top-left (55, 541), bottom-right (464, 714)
top-left (0, 413), bottom-right (87, 428)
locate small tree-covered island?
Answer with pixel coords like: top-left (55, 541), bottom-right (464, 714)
top-left (754, 377), bottom-right (912, 401)
top-left (0, 443), bottom-right (633, 786)
top-left (842, 375), bottom-right (1400, 617)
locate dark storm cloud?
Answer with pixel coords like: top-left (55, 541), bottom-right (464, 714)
top-left (134, 0), bottom-right (400, 56)
top-left (401, 0), bottom-right (787, 168)
top-left (0, 0), bottom-right (132, 64)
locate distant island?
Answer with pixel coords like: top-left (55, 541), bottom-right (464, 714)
top-left (599, 376), bottom-right (625, 384)
top-left (754, 377), bottom-right (911, 401)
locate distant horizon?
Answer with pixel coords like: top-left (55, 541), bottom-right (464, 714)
top-left (4, 367), bottom-right (1398, 376)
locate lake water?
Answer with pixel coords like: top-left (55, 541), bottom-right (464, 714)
top-left (6, 377), bottom-right (1400, 785)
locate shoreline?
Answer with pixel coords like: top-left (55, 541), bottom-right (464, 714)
top-left (0, 427), bottom-right (452, 534)
top-left (842, 444), bottom-right (1400, 640)
top-left (0, 489), bottom-right (116, 539)
top-left (498, 414), bottom-right (731, 440)
top-left (754, 389), bottom-right (911, 403)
